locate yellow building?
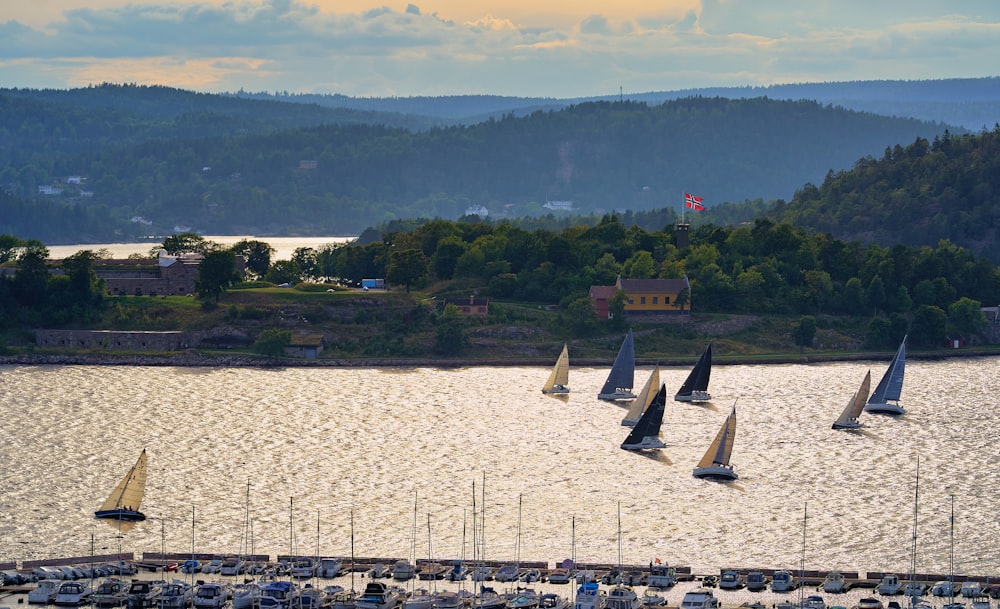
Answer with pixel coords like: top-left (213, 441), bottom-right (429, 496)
top-left (590, 276), bottom-right (690, 318)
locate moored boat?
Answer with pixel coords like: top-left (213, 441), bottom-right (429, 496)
top-left (54, 581), bottom-right (93, 606)
top-left (157, 581), bottom-right (194, 609)
top-left (93, 578), bottom-right (128, 608)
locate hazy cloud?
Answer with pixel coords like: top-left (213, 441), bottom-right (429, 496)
top-left (0, 0), bottom-right (998, 96)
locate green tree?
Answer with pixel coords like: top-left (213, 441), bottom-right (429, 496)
top-left (12, 243), bottom-right (50, 307)
top-left (254, 328), bottom-right (291, 356)
top-left (161, 232), bottom-right (207, 255)
top-left (608, 289), bottom-right (627, 327)
top-left (264, 260), bottom-right (302, 285)
top-left (792, 315), bottom-right (817, 350)
top-left (434, 304), bottom-right (468, 355)
top-left (842, 277), bottom-right (867, 315)
top-left (866, 275), bottom-right (886, 314)
top-left (910, 304), bottom-right (947, 348)
top-left (196, 250), bottom-right (238, 303)
top-left (386, 248), bottom-right (429, 293)
top-left (565, 296), bottom-right (597, 334)
top-left (0, 234), bottom-right (26, 263)
top-left (231, 239), bottom-right (275, 279)
top-left (292, 247), bottom-right (319, 280)
top-left (623, 250), bottom-right (656, 279)
top-left (948, 297), bottom-right (987, 336)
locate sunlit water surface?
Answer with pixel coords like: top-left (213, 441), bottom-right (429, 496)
top-left (2, 360), bottom-right (998, 577)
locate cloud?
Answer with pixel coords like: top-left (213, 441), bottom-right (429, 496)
top-left (0, 0), bottom-right (999, 97)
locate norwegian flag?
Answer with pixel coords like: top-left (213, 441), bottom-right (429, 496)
top-left (685, 193), bottom-right (705, 210)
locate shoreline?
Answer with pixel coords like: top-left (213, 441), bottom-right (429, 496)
top-left (1, 348), bottom-right (997, 368)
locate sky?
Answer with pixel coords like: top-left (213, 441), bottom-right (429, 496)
top-left (1, 1), bottom-right (999, 98)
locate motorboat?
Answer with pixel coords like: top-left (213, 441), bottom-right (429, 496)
top-left (54, 581), bottom-right (93, 606)
top-left (934, 582), bottom-right (959, 597)
top-left (519, 568), bottom-right (541, 583)
top-left (647, 565), bottom-right (677, 589)
top-left (507, 590), bottom-right (540, 609)
top-left (447, 562), bottom-right (469, 582)
top-left (294, 584), bottom-right (328, 609)
top-left (291, 558), bottom-right (318, 579)
top-left (181, 561), bottom-right (200, 574)
top-left (29, 580), bottom-right (63, 604)
top-left (604, 586), bottom-right (640, 609)
top-left (403, 589), bottom-right (435, 609)
top-left (392, 560), bottom-right (416, 581)
top-left (473, 587), bottom-right (508, 609)
top-left (417, 562), bottom-right (447, 580)
top-left (93, 578), bottom-right (128, 607)
top-left (805, 596), bottom-right (826, 609)
top-left (573, 583), bottom-right (607, 609)
top-left (642, 588), bottom-right (667, 607)
top-left (433, 591), bottom-right (464, 609)
top-left (857, 599), bottom-right (883, 609)
top-left (494, 565), bottom-right (520, 582)
top-left (220, 557), bottom-right (247, 576)
top-left (470, 566), bottom-right (494, 582)
top-left (719, 570), bottom-right (744, 590)
top-left (368, 563), bottom-right (389, 579)
top-left (878, 575), bottom-right (904, 595)
top-left (823, 571), bottom-right (847, 593)
top-left (540, 594), bottom-right (570, 609)
top-left (354, 582), bottom-right (403, 609)
top-left (746, 571), bottom-right (767, 592)
top-left (126, 580), bottom-right (162, 609)
top-left (193, 583), bottom-right (231, 609)
top-left (328, 589), bottom-right (358, 609)
top-left (679, 589), bottom-right (719, 609)
top-left (318, 557), bottom-right (343, 578)
top-left (33, 566), bottom-right (66, 580)
top-left (963, 583), bottom-right (985, 598)
top-left (770, 571), bottom-right (796, 592)
top-left (201, 560), bottom-right (223, 574)
top-left (259, 581), bottom-right (300, 609)
top-left (575, 571), bottom-right (596, 584)
top-left (547, 569), bottom-right (571, 584)
top-left (905, 582), bottom-right (928, 597)
top-left (231, 583), bottom-right (263, 609)
top-left (158, 581), bottom-right (194, 609)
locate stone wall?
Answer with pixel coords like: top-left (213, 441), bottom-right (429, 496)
top-left (36, 329), bottom-right (193, 351)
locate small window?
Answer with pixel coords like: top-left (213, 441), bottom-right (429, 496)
top-left (640, 296), bottom-right (646, 304)
top-left (627, 297), bottom-right (634, 304)
top-left (665, 296), bottom-right (671, 304)
top-left (652, 296), bottom-right (658, 304)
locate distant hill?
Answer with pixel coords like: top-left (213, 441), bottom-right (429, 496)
top-left (770, 126), bottom-right (1000, 263)
top-left (234, 77), bottom-right (1000, 130)
top-left (0, 89), bottom-right (954, 240)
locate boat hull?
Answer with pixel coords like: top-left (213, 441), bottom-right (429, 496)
top-left (96, 508), bottom-right (146, 522)
top-left (693, 465), bottom-right (738, 481)
top-left (832, 421), bottom-right (862, 430)
top-left (620, 437), bottom-right (666, 451)
top-left (599, 391), bottom-right (636, 401)
top-left (542, 386), bottom-right (569, 395)
top-left (674, 391), bottom-right (711, 403)
top-left (865, 402), bottom-right (905, 415)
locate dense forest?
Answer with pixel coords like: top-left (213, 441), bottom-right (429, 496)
top-left (0, 85), bottom-right (951, 240)
top-left (772, 127), bottom-right (1000, 263)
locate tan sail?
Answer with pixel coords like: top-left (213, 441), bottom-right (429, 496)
top-left (622, 366), bottom-right (660, 426)
top-left (696, 407), bottom-right (736, 468)
top-left (98, 449), bottom-right (147, 514)
top-left (834, 370), bottom-right (871, 427)
top-left (541, 344), bottom-right (570, 393)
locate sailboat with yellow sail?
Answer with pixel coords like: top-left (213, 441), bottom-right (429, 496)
top-left (95, 449), bottom-right (148, 522)
top-left (541, 344), bottom-right (570, 394)
top-left (692, 406), bottom-right (738, 481)
top-left (621, 366), bottom-right (660, 427)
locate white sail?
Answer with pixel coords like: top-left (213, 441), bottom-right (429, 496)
top-left (96, 449), bottom-right (148, 521)
top-left (621, 366), bottom-right (660, 426)
top-left (542, 344), bottom-right (570, 394)
top-left (833, 370), bottom-right (871, 430)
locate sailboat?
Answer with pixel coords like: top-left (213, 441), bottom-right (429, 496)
top-left (832, 370), bottom-right (871, 430)
top-left (620, 385), bottom-right (667, 451)
top-left (95, 448), bottom-right (148, 522)
top-left (865, 335), bottom-right (907, 415)
top-left (621, 365), bottom-right (660, 426)
top-left (542, 344), bottom-right (570, 394)
top-left (598, 329), bottom-right (636, 401)
top-left (692, 405), bottom-right (738, 480)
top-left (674, 344), bottom-right (712, 402)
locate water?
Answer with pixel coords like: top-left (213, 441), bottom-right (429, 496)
top-left (1, 359), bottom-right (998, 577)
top-left (45, 236), bottom-right (354, 262)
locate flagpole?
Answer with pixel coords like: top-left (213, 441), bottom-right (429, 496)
top-left (681, 191), bottom-right (685, 224)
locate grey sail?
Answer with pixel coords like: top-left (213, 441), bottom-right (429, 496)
top-left (865, 335), bottom-right (907, 415)
top-left (675, 344), bottom-right (712, 402)
top-left (598, 329), bottom-right (635, 400)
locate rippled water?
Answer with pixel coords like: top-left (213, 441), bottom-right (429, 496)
top-left (2, 359), bottom-right (999, 577)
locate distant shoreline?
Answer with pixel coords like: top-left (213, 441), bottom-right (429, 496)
top-left (1, 348), bottom-right (996, 368)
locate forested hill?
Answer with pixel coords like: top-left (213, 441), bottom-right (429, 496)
top-left (771, 127), bottom-right (1000, 263)
top-left (0, 91), bottom-right (952, 241)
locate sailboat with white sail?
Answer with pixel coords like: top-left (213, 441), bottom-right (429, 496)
top-left (598, 329), bottom-right (636, 401)
top-left (832, 370), bottom-right (871, 430)
top-left (674, 344), bottom-right (712, 403)
top-left (692, 405), bottom-right (738, 481)
top-left (865, 335), bottom-right (907, 415)
top-left (620, 385), bottom-right (667, 451)
top-left (621, 366), bottom-right (660, 426)
top-left (95, 449), bottom-right (148, 522)
top-left (542, 344), bottom-right (570, 394)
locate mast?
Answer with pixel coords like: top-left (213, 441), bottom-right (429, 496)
top-left (189, 506), bottom-right (195, 586)
top-left (799, 503), bottom-right (807, 609)
top-left (908, 458), bottom-right (919, 609)
top-left (949, 495), bottom-right (955, 606)
top-left (350, 509), bottom-right (356, 593)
